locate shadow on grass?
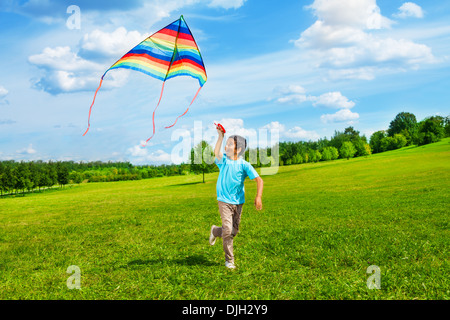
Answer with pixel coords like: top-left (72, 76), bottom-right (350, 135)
top-left (127, 254), bottom-right (216, 267)
top-left (165, 181), bottom-right (204, 187)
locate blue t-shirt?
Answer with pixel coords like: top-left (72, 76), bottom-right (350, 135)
top-left (215, 155), bottom-right (259, 205)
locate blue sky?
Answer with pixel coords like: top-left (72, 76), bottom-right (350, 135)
top-left (0, 0), bottom-right (449, 165)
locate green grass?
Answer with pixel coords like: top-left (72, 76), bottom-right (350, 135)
top-left (1, 139), bottom-right (449, 299)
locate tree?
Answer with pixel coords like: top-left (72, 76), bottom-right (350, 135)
top-left (314, 149), bottom-right (322, 162)
top-left (69, 171), bottom-right (83, 184)
top-left (190, 141), bottom-right (215, 183)
top-left (353, 139), bottom-right (368, 157)
top-left (29, 162), bottom-right (41, 192)
top-left (327, 146), bottom-right (339, 160)
top-left (393, 133), bottom-right (407, 149)
top-left (370, 130), bottom-right (386, 154)
top-left (3, 164), bottom-right (17, 195)
top-left (354, 140), bottom-right (372, 156)
top-left (0, 162), bottom-right (6, 196)
top-left (398, 128), bottom-right (416, 146)
top-left (321, 147), bottom-right (332, 161)
top-left (279, 142), bottom-right (297, 165)
top-left (303, 152), bottom-right (309, 163)
top-left (293, 153), bottom-right (303, 164)
top-left (344, 126), bottom-right (361, 141)
top-left (36, 163), bottom-right (47, 191)
top-left (380, 136), bottom-right (395, 152)
top-left (444, 115), bottom-right (450, 137)
top-left (363, 143), bottom-right (372, 157)
top-left (387, 112), bottom-right (417, 142)
top-left (416, 117), bottom-right (445, 146)
top-left (308, 148), bottom-right (321, 163)
top-left (339, 141), bottom-right (356, 160)
top-left (56, 162), bottom-right (69, 186)
top-left (45, 162), bottom-right (58, 189)
top-left (16, 162), bottom-right (33, 195)
top-left (329, 130), bottom-right (348, 150)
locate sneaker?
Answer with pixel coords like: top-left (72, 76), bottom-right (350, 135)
top-left (225, 261), bottom-right (236, 269)
top-left (209, 225), bottom-right (217, 246)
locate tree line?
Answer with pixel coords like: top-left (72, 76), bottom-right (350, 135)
top-left (181, 112), bottom-right (449, 182)
top-left (276, 113), bottom-right (449, 166)
top-left (369, 113), bottom-right (449, 153)
top-left (1, 112), bottom-right (448, 196)
top-left (0, 160), bottom-right (191, 196)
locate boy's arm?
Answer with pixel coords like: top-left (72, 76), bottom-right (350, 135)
top-left (254, 176), bottom-right (263, 210)
top-left (215, 128), bottom-right (224, 160)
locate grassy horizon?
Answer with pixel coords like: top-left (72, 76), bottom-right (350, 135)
top-left (0, 139), bottom-right (449, 299)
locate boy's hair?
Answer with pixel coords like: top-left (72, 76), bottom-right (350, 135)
top-left (228, 135), bottom-right (247, 157)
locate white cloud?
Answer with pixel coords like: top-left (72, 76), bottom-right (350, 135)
top-left (394, 2), bottom-right (424, 19)
top-left (80, 27), bottom-right (149, 60)
top-left (277, 85), bottom-right (306, 95)
top-left (261, 121), bottom-right (286, 132)
top-left (28, 26), bottom-right (151, 95)
top-left (28, 45), bottom-right (130, 94)
top-left (294, 0), bottom-right (436, 77)
top-left (327, 67), bottom-right (376, 80)
top-left (29, 46), bottom-right (99, 72)
top-left (17, 144), bottom-right (37, 155)
top-left (275, 86), bottom-right (355, 110)
top-left (305, 0), bottom-right (393, 30)
top-left (128, 144), bottom-right (149, 158)
top-left (312, 91), bottom-right (355, 109)
top-left (213, 118), bottom-right (257, 139)
top-left (127, 146), bottom-right (171, 164)
top-left (320, 109), bottom-right (360, 124)
top-left (262, 121), bottom-right (320, 141)
top-left (208, 0), bottom-right (247, 10)
top-left (284, 126), bottom-right (320, 141)
top-left (0, 86), bottom-right (8, 97)
top-left (273, 84), bottom-right (311, 104)
top-left (277, 94), bottom-right (309, 104)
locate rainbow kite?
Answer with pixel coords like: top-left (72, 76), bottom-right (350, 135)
top-left (83, 15), bottom-right (207, 145)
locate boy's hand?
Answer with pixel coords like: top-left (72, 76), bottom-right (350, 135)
top-left (215, 123), bottom-right (225, 137)
top-left (254, 196), bottom-right (262, 210)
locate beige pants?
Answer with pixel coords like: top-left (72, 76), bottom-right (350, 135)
top-left (212, 201), bottom-right (244, 263)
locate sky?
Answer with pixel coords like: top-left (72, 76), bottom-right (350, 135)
top-left (0, 0), bottom-right (449, 165)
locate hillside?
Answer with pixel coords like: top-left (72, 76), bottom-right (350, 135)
top-left (0, 138), bottom-right (449, 299)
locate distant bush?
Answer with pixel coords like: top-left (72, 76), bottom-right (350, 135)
top-left (393, 134), bottom-right (407, 149)
top-left (321, 146), bottom-right (339, 161)
top-left (340, 141), bottom-right (357, 160)
top-left (308, 149), bottom-right (321, 163)
top-left (416, 117), bottom-right (445, 146)
top-left (293, 153), bottom-right (303, 164)
top-left (379, 133), bottom-right (407, 152)
top-left (370, 130), bottom-right (386, 154)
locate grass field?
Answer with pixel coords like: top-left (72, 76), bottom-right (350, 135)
top-left (0, 139), bottom-right (449, 300)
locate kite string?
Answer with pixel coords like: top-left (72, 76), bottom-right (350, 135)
top-left (83, 77), bottom-right (104, 136)
top-left (141, 81), bottom-right (166, 147)
top-left (164, 86), bottom-right (202, 129)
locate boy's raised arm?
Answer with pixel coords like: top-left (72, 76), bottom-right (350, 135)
top-left (215, 128), bottom-right (224, 160)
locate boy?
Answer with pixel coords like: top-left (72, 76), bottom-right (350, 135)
top-left (209, 125), bottom-right (264, 269)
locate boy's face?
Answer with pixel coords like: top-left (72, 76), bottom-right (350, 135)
top-left (224, 138), bottom-right (241, 159)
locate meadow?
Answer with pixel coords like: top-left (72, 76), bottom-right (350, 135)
top-left (0, 139), bottom-right (449, 300)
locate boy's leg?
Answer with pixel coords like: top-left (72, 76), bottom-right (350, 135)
top-left (213, 202), bottom-right (244, 238)
top-left (217, 201), bottom-right (236, 263)
top-left (231, 204), bottom-right (243, 237)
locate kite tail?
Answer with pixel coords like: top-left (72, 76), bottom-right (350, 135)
top-left (164, 86), bottom-right (202, 129)
top-left (83, 77), bottom-right (104, 136)
top-left (141, 81), bottom-right (166, 147)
